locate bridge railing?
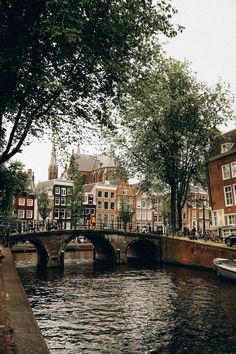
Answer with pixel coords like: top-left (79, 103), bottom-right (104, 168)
top-left (0, 221), bottom-right (163, 237)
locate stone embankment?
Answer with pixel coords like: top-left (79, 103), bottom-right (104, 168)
top-left (162, 235), bottom-right (236, 269)
top-left (0, 246), bottom-right (49, 354)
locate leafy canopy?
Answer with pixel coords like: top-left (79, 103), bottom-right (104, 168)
top-left (0, 0), bottom-right (180, 164)
top-left (113, 58), bottom-right (234, 231)
top-left (0, 161), bottom-right (30, 211)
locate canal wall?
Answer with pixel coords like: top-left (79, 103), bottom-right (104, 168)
top-left (161, 236), bottom-right (236, 269)
top-left (0, 246), bottom-right (49, 354)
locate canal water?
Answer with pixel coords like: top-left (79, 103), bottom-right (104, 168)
top-left (14, 251), bottom-right (236, 354)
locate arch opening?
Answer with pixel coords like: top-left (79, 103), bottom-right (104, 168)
top-left (126, 239), bottom-right (158, 264)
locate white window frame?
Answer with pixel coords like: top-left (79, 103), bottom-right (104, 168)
top-left (67, 188), bottom-right (72, 195)
top-left (61, 197), bottom-right (66, 206)
top-left (224, 185), bottom-right (233, 206)
top-left (212, 211), bottom-right (218, 227)
top-left (54, 208), bottom-right (59, 219)
top-left (222, 164), bottom-right (230, 180)
top-left (60, 208), bottom-right (66, 218)
top-left (26, 199), bottom-right (33, 206)
top-left (18, 210), bottom-right (25, 218)
top-left (228, 214), bottom-right (236, 225)
top-left (55, 187), bottom-right (60, 195)
top-left (26, 210), bottom-right (33, 219)
top-left (55, 197), bottom-right (60, 205)
top-left (231, 161), bottom-right (236, 178)
top-left (61, 188), bottom-right (66, 196)
top-left (18, 198), bottom-right (25, 206)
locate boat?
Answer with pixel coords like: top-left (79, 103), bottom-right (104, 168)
top-left (213, 258), bottom-right (236, 280)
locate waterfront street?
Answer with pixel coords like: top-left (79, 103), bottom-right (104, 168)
top-left (0, 246), bottom-right (49, 354)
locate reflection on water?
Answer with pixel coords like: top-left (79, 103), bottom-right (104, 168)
top-left (16, 253), bottom-right (236, 354)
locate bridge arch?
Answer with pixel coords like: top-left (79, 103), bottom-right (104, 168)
top-left (126, 238), bottom-right (159, 263)
top-left (9, 239), bottom-right (48, 267)
top-left (63, 233), bottom-right (116, 263)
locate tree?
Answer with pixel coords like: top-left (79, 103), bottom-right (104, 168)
top-left (37, 189), bottom-right (52, 226)
top-left (118, 197), bottom-right (133, 231)
top-left (0, 0), bottom-right (180, 165)
top-left (115, 58), bottom-right (234, 232)
top-left (0, 161), bottom-right (29, 211)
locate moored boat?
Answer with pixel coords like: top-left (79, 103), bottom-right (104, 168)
top-left (213, 258), bottom-right (236, 280)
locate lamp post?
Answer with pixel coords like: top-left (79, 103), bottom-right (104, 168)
top-left (201, 195), bottom-right (207, 236)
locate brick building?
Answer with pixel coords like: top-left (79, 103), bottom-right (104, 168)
top-left (207, 129), bottom-right (236, 238)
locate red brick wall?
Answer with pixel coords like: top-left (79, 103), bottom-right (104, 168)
top-left (161, 236), bottom-right (236, 269)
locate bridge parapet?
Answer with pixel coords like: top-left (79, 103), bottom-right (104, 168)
top-left (4, 229), bottom-right (161, 267)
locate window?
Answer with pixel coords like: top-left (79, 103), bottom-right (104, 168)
top-left (55, 197), bottom-right (60, 205)
top-left (136, 199), bottom-right (141, 208)
top-left (97, 201), bottom-right (102, 209)
top-left (136, 209), bottom-right (141, 219)
top-left (224, 185), bottom-right (233, 206)
top-left (98, 191), bottom-right (102, 198)
top-left (111, 192), bottom-right (115, 198)
top-left (18, 210), bottom-right (24, 218)
top-left (222, 164), bottom-right (230, 180)
top-left (54, 208), bottom-right (59, 218)
top-left (27, 199), bottom-right (33, 206)
top-left (86, 208), bottom-right (90, 215)
top-left (104, 191), bottom-right (108, 198)
top-left (26, 210), bottom-right (33, 219)
top-left (67, 188), bottom-right (72, 195)
top-left (199, 210), bottom-right (203, 219)
top-left (104, 214), bottom-right (108, 226)
top-left (147, 210), bottom-right (152, 220)
top-left (61, 188), bottom-right (66, 196)
top-left (60, 208), bottom-right (66, 218)
top-left (231, 162), bottom-right (236, 178)
top-left (221, 143), bottom-right (233, 154)
top-left (213, 211), bottom-right (218, 227)
top-left (67, 197), bottom-right (71, 206)
top-left (18, 198), bottom-right (25, 206)
top-left (91, 208), bottom-right (95, 214)
top-left (142, 210), bottom-right (146, 219)
top-left (192, 210), bottom-right (196, 218)
top-left (55, 187), bottom-right (60, 194)
top-left (61, 197), bottom-right (66, 205)
top-left (192, 202), bottom-right (196, 209)
top-left (110, 202), bottom-right (115, 210)
top-left (104, 202), bottom-right (109, 209)
top-left (228, 215), bottom-right (236, 225)
top-left (142, 200), bottom-right (146, 208)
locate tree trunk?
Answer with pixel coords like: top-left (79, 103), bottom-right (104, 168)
top-left (177, 202), bottom-right (182, 231)
top-left (170, 183), bottom-right (177, 234)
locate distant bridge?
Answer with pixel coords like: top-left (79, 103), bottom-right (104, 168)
top-left (4, 229), bottom-right (161, 268)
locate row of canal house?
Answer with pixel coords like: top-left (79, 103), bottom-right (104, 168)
top-left (18, 129), bottom-right (236, 235)
top-left (12, 142), bottom-right (212, 233)
top-left (34, 145), bottom-right (164, 232)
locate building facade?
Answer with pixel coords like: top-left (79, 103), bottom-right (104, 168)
top-left (207, 129), bottom-right (236, 238)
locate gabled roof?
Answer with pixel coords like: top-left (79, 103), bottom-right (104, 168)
top-left (36, 178), bottom-right (73, 192)
top-left (75, 152), bottom-right (116, 172)
top-left (208, 128), bottom-right (236, 161)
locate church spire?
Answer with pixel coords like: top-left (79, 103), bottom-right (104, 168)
top-left (48, 143), bottom-right (58, 180)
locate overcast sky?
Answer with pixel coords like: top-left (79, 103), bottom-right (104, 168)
top-left (16, 0), bottom-right (236, 183)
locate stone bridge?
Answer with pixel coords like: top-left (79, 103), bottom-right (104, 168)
top-left (4, 229), bottom-right (161, 268)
